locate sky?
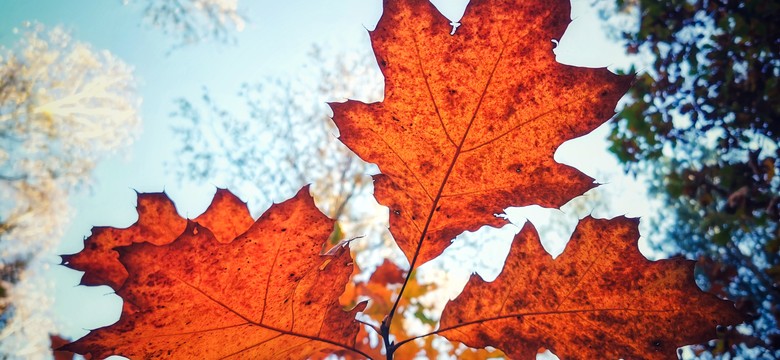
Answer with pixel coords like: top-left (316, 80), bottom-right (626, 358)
top-left (1, 0), bottom-right (652, 358)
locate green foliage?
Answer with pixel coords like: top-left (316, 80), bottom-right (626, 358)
top-left (609, 0), bottom-right (779, 356)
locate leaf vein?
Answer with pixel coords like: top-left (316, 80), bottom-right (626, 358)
top-left (218, 333), bottom-right (284, 360)
top-left (412, 35), bottom-right (456, 148)
top-left (371, 128), bottom-right (435, 202)
top-left (260, 236), bottom-right (284, 323)
top-left (555, 255), bottom-right (600, 310)
top-left (461, 106), bottom-right (559, 153)
top-left (176, 277), bottom-right (373, 359)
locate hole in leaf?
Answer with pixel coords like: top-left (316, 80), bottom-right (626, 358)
top-left (450, 21), bottom-right (461, 35)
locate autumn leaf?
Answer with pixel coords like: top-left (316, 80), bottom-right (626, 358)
top-left (367, 259), bottom-right (407, 286)
top-left (435, 217), bottom-right (744, 359)
top-left (62, 187), bottom-right (369, 359)
top-left (331, 0), bottom-right (633, 265)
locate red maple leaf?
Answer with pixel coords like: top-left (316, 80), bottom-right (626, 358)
top-left (435, 217), bottom-right (745, 359)
top-left (331, 0), bottom-right (633, 265)
top-left (62, 187), bottom-right (368, 359)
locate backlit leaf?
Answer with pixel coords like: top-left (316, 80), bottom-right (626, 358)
top-left (331, 0), bottom-right (632, 265)
top-left (439, 217), bottom-right (744, 359)
top-left (62, 187), bottom-right (368, 359)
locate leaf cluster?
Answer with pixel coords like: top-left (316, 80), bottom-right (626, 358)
top-left (62, 0), bottom-right (745, 359)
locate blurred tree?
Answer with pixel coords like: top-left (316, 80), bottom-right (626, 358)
top-left (123, 0), bottom-right (246, 46)
top-left (607, 0), bottom-right (779, 357)
top-left (0, 24), bottom-right (140, 357)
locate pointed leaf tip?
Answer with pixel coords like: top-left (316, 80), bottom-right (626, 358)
top-left (194, 188), bottom-right (253, 244)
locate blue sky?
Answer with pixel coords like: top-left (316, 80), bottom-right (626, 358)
top-left (1, 0), bottom-right (645, 354)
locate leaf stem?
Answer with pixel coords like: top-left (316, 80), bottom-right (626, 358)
top-left (381, 315), bottom-right (395, 360)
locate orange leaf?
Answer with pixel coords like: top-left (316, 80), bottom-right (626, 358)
top-left (62, 187), bottom-right (368, 359)
top-left (438, 217), bottom-right (744, 359)
top-left (331, 0), bottom-right (632, 265)
top-left (370, 259), bottom-right (406, 286)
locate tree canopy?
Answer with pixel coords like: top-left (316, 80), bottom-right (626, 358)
top-left (609, 0), bottom-right (779, 356)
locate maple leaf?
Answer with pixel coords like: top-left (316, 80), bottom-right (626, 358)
top-left (331, 0), bottom-right (633, 265)
top-left (434, 217), bottom-right (744, 359)
top-left (62, 187), bottom-right (369, 359)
